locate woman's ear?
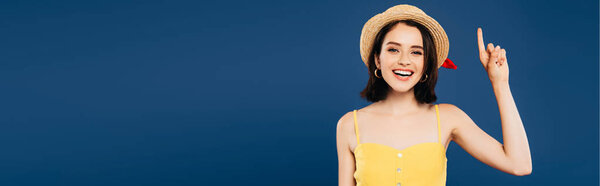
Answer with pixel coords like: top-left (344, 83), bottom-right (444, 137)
top-left (375, 55), bottom-right (381, 69)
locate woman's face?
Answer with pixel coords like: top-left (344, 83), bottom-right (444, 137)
top-left (375, 22), bottom-right (426, 93)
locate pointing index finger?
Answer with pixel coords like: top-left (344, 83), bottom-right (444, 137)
top-left (477, 27), bottom-right (485, 54)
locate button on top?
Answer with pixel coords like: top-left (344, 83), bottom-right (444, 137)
top-left (397, 153), bottom-right (403, 158)
top-left (397, 168), bottom-right (402, 172)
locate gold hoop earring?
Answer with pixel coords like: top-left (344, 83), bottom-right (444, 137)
top-left (419, 74), bottom-right (428, 83)
top-left (374, 68), bottom-right (382, 78)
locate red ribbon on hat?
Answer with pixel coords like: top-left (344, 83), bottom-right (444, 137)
top-left (441, 58), bottom-right (457, 69)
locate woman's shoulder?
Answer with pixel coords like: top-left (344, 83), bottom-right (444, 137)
top-left (336, 109), bottom-right (358, 148)
top-left (354, 102), bottom-right (380, 114)
top-left (436, 103), bottom-right (468, 116)
top-left (336, 109), bottom-right (357, 134)
top-left (436, 103), bottom-right (473, 133)
top-left (336, 104), bottom-right (374, 136)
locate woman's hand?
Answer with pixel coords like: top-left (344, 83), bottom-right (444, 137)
top-left (477, 27), bottom-right (509, 85)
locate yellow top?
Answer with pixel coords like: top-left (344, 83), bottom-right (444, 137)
top-left (353, 104), bottom-right (447, 186)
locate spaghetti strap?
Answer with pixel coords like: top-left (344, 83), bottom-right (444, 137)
top-left (353, 110), bottom-right (361, 144)
top-left (435, 104), bottom-right (441, 144)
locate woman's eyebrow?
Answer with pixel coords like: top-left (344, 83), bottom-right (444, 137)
top-left (385, 41), bottom-right (423, 49)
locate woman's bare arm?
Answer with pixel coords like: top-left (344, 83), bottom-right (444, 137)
top-left (493, 82), bottom-right (532, 175)
top-left (444, 27), bottom-right (532, 176)
top-left (442, 87), bottom-right (531, 176)
top-left (337, 111), bottom-right (356, 186)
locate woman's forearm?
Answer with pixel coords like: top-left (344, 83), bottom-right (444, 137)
top-left (492, 81), bottom-right (532, 174)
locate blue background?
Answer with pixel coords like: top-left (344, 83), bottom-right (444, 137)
top-left (1, 0), bottom-right (598, 185)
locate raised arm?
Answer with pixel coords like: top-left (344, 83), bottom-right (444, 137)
top-left (444, 28), bottom-right (532, 176)
top-left (337, 111), bottom-right (357, 186)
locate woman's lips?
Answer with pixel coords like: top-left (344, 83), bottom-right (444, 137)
top-left (393, 72), bottom-right (412, 81)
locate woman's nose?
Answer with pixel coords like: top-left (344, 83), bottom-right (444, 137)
top-left (397, 52), bottom-right (411, 66)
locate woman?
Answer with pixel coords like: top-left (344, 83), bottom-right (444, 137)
top-left (336, 4), bottom-right (532, 186)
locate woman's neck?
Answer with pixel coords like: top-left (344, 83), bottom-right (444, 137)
top-left (374, 88), bottom-right (424, 116)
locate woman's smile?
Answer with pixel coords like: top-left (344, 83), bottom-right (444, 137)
top-left (392, 68), bottom-right (414, 81)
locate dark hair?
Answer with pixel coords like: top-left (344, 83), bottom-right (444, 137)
top-left (360, 19), bottom-right (438, 104)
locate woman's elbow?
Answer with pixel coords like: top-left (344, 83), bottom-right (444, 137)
top-left (512, 166), bottom-right (532, 176)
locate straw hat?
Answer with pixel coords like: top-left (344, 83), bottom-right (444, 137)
top-left (360, 4), bottom-right (456, 69)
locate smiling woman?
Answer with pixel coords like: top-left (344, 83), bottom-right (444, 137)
top-left (360, 19), bottom-right (439, 104)
top-left (337, 4), bottom-right (531, 186)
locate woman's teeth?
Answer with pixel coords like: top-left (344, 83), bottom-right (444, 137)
top-left (393, 70), bottom-right (414, 77)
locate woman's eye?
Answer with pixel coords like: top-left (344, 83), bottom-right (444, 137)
top-left (388, 48), bottom-right (399, 52)
top-left (412, 51), bottom-right (423, 55)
